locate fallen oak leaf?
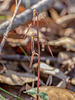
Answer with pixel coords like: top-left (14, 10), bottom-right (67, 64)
top-left (24, 86), bottom-right (75, 100)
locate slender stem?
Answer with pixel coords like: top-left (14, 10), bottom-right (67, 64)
top-left (0, 87), bottom-right (24, 100)
top-left (47, 44), bottom-right (54, 57)
top-left (0, 94), bottom-right (5, 100)
top-left (36, 11), bottom-right (40, 100)
top-left (19, 45), bottom-right (30, 61)
top-left (24, 24), bottom-right (31, 39)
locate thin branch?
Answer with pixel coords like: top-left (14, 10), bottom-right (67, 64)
top-left (0, 0), bottom-right (22, 54)
top-left (0, 0), bottom-right (56, 35)
top-left (1, 55), bottom-right (57, 62)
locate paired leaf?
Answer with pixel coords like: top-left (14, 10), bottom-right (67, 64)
top-left (37, 92), bottom-right (49, 100)
top-left (24, 88), bottom-right (49, 100)
top-left (24, 86), bottom-right (75, 100)
top-left (24, 88), bottom-right (38, 95)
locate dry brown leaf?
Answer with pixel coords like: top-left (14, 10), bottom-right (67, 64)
top-left (7, 38), bottom-right (29, 47)
top-left (38, 86), bottom-right (75, 100)
top-left (56, 14), bottom-right (75, 24)
top-left (0, 70), bottom-right (38, 85)
top-left (58, 52), bottom-right (75, 64)
top-left (71, 78), bottom-right (75, 86)
top-left (62, 57), bottom-right (75, 66)
top-left (7, 27), bottom-right (46, 53)
top-left (32, 86), bottom-right (75, 100)
top-left (50, 8), bottom-right (60, 21)
top-left (59, 28), bottom-right (75, 39)
top-left (48, 37), bottom-right (75, 51)
top-left (7, 28), bottom-right (46, 46)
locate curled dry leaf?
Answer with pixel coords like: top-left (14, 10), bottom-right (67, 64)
top-left (7, 27), bottom-right (46, 53)
top-left (71, 78), bottom-right (75, 86)
top-left (7, 38), bottom-right (30, 47)
top-left (33, 62), bottom-right (67, 80)
top-left (58, 52), bottom-right (75, 64)
top-left (48, 37), bottom-right (75, 51)
top-left (59, 28), bottom-right (75, 39)
top-left (62, 57), bottom-right (75, 66)
top-left (56, 14), bottom-right (75, 24)
top-left (7, 37), bottom-right (31, 53)
top-left (50, 8), bottom-right (60, 21)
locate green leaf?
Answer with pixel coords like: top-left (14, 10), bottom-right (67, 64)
top-left (24, 88), bottom-right (39, 95)
top-left (37, 92), bottom-right (49, 100)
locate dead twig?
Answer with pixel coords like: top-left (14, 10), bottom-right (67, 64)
top-left (1, 55), bottom-right (57, 62)
top-left (0, 0), bottom-right (22, 54)
top-left (0, 0), bottom-right (56, 35)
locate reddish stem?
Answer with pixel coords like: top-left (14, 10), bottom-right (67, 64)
top-left (36, 11), bottom-right (40, 100)
top-left (33, 9), bottom-right (40, 100)
top-left (24, 24), bottom-right (31, 39)
top-left (47, 44), bottom-right (54, 58)
top-left (29, 52), bottom-right (34, 69)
